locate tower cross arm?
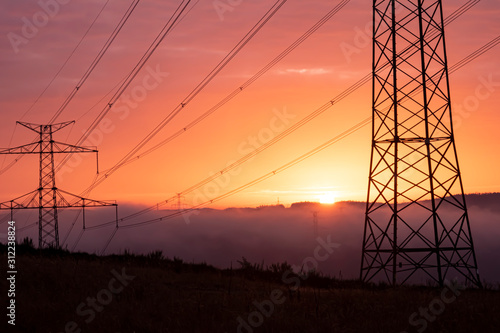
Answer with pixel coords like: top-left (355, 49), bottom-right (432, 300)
top-left (0, 142), bottom-right (97, 155)
top-left (17, 120), bottom-right (74, 133)
top-left (0, 190), bottom-right (39, 209)
top-left (51, 141), bottom-right (98, 154)
top-left (0, 142), bottom-right (40, 154)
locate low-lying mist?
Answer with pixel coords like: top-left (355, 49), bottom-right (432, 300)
top-left (5, 194), bottom-right (500, 284)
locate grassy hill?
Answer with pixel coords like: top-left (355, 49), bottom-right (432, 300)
top-left (1, 242), bottom-right (499, 333)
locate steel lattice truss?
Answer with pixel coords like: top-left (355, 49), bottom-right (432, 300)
top-left (360, 0), bottom-right (481, 287)
top-left (0, 121), bottom-right (117, 248)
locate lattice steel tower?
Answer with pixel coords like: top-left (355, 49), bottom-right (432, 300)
top-left (0, 121), bottom-right (117, 248)
top-left (360, 0), bottom-right (481, 287)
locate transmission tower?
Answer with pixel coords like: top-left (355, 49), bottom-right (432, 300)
top-left (312, 211), bottom-right (319, 238)
top-left (171, 193), bottom-right (186, 210)
top-left (360, 0), bottom-right (481, 287)
top-left (0, 121), bottom-right (117, 248)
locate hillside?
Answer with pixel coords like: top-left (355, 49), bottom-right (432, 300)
top-left (1, 244), bottom-right (499, 333)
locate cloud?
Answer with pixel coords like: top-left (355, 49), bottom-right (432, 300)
top-left (278, 68), bottom-right (332, 75)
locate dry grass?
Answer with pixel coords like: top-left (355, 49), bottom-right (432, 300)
top-left (1, 243), bottom-right (499, 333)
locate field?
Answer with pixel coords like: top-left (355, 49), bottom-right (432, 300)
top-left (1, 242), bottom-right (499, 333)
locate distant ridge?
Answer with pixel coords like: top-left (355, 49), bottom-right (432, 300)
top-left (234, 193), bottom-right (500, 211)
top-left (462, 192), bottom-right (500, 212)
top-left (161, 193), bottom-right (500, 211)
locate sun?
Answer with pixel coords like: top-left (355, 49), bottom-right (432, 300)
top-left (319, 192), bottom-right (336, 204)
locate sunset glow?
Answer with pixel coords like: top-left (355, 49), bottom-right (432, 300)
top-left (1, 2), bottom-right (499, 330)
top-left (0, 0), bottom-right (498, 209)
top-left (319, 192), bottom-right (336, 204)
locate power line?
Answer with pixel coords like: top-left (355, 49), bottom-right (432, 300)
top-left (102, 0), bottom-right (352, 172)
top-left (6, 1), bottom-right (492, 249)
top-left (14, 25), bottom-right (497, 243)
top-left (361, 0), bottom-right (482, 287)
top-left (20, 0), bottom-right (112, 121)
top-left (82, 4), bottom-right (486, 207)
top-left (81, 0), bottom-right (478, 195)
top-left (0, 0), bottom-right (194, 178)
top-left (49, 0), bottom-right (141, 124)
top-left (0, 121), bottom-right (117, 248)
top-left (50, 0), bottom-right (200, 126)
top-left (0, 0), bottom-right (197, 244)
top-left (0, 0), bottom-right (482, 180)
top-left (6, 5), bottom-right (493, 238)
top-left (0, 0), bottom-right (140, 175)
top-left (76, 0), bottom-right (201, 124)
top-left (97, 30), bottom-right (499, 249)
top-left (78, 0), bottom-right (293, 196)
top-left (53, 0), bottom-right (196, 175)
top-left (83, 118), bottom-right (369, 234)
top-left (85, 30), bottom-right (500, 236)
top-left (1, 0), bottom-right (113, 170)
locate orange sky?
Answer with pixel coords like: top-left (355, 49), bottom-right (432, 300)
top-left (0, 0), bottom-right (499, 209)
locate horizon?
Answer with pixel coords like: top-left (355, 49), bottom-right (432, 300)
top-left (0, 0), bottom-right (498, 209)
top-left (0, 0), bottom-right (499, 293)
top-left (3, 192), bottom-right (500, 284)
top-left (87, 191), bottom-right (500, 210)
top-left (1, 2), bottom-right (500, 331)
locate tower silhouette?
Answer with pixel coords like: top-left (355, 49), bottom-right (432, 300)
top-left (171, 193), bottom-right (186, 210)
top-left (360, 0), bottom-right (481, 287)
top-left (0, 121), bottom-right (117, 248)
top-left (312, 211), bottom-right (319, 238)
